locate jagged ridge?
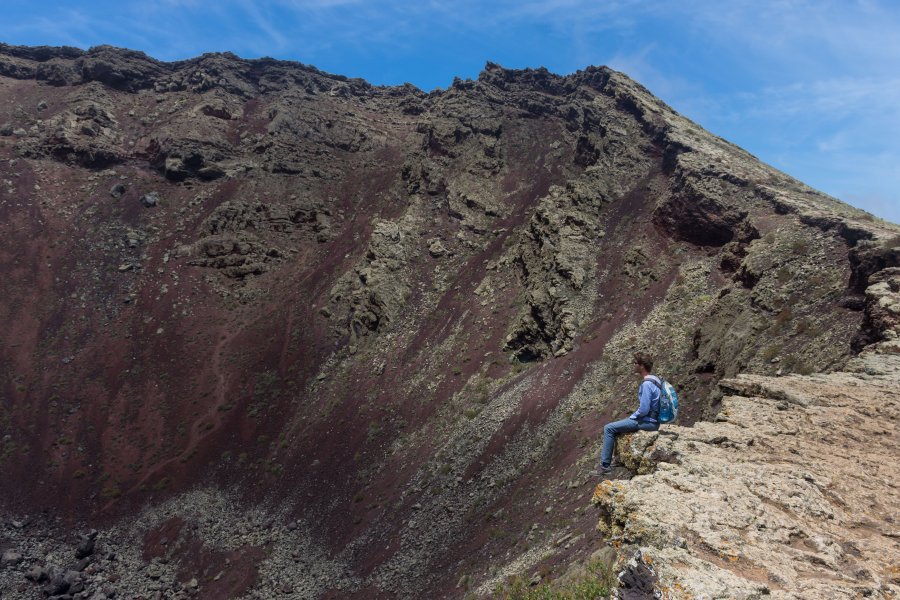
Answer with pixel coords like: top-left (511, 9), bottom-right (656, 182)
top-left (0, 44), bottom-right (898, 599)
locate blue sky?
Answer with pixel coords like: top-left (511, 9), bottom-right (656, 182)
top-left (3, 0), bottom-right (899, 224)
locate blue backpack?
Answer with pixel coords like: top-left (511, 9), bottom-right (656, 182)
top-left (647, 376), bottom-right (679, 424)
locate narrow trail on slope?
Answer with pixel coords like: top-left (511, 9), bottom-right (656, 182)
top-left (102, 313), bottom-right (252, 512)
top-left (102, 265), bottom-right (328, 514)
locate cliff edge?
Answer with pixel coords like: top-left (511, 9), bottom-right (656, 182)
top-left (593, 268), bottom-right (900, 598)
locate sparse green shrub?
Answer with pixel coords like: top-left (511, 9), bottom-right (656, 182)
top-left (458, 574), bottom-right (472, 590)
top-left (796, 362), bottom-right (814, 376)
top-left (782, 354), bottom-right (814, 375)
top-left (0, 439), bottom-right (16, 464)
top-left (257, 370), bottom-right (279, 389)
top-left (179, 447), bottom-right (198, 463)
top-left (246, 402), bottom-right (263, 419)
top-left (799, 318), bottom-right (823, 338)
top-left (789, 238), bottom-right (811, 254)
top-left (367, 421), bottom-right (382, 441)
top-left (473, 377), bottom-right (491, 404)
top-left (100, 484), bottom-right (121, 499)
top-left (760, 345), bottom-right (780, 361)
top-left (774, 307), bottom-right (793, 329)
top-left (494, 557), bottom-right (617, 599)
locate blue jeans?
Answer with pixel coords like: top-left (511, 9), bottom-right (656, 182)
top-left (599, 418), bottom-right (658, 467)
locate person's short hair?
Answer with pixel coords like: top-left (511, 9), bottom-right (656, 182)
top-left (634, 352), bottom-right (654, 372)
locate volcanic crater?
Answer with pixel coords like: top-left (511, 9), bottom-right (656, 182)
top-left (0, 44), bottom-right (898, 599)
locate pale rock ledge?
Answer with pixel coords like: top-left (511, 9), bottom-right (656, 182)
top-left (592, 350), bottom-right (900, 599)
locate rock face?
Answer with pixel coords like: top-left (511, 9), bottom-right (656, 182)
top-left (0, 44), bottom-right (898, 599)
top-left (592, 280), bottom-right (900, 598)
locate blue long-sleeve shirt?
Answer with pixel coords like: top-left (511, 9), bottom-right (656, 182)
top-left (630, 376), bottom-right (661, 424)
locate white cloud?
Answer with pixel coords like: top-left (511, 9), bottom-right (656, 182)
top-left (238, 0), bottom-right (291, 54)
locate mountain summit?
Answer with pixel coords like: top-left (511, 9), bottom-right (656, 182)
top-left (0, 44), bottom-right (897, 598)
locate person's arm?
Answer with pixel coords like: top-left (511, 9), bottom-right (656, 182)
top-left (630, 381), bottom-right (652, 420)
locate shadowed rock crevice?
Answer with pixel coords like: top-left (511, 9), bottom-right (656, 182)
top-left (653, 176), bottom-right (747, 246)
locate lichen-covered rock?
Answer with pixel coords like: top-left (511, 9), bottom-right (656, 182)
top-left (504, 185), bottom-right (609, 359)
top-left (864, 267), bottom-right (900, 352)
top-left (188, 197), bottom-right (335, 278)
top-left (592, 350), bottom-right (900, 599)
top-left (326, 217), bottom-right (416, 345)
top-left (23, 85), bottom-right (124, 166)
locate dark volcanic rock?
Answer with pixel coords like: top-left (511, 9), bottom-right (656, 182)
top-left (78, 45), bottom-right (167, 91)
top-left (45, 571), bottom-right (71, 595)
top-left (74, 534), bottom-right (95, 559)
top-left (110, 182), bottom-right (126, 198)
top-left (24, 564), bottom-right (49, 582)
top-left (0, 44), bottom-right (897, 600)
top-left (139, 191), bottom-right (160, 208)
top-left (653, 174), bottom-right (748, 246)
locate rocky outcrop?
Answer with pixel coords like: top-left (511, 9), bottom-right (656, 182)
top-left (591, 279), bottom-right (900, 598)
top-left (504, 180), bottom-right (614, 359)
top-left (147, 138), bottom-right (231, 181)
top-left (11, 84), bottom-right (124, 166)
top-left (325, 218), bottom-right (415, 347)
top-left (188, 196), bottom-right (336, 278)
top-left (863, 266), bottom-right (900, 352)
top-left (653, 170), bottom-right (750, 247)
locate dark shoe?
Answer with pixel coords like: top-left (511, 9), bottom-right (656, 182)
top-left (589, 465), bottom-right (612, 477)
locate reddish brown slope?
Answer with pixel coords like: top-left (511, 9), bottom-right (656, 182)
top-left (0, 45), bottom-right (897, 598)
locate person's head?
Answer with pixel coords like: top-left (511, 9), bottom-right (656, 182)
top-left (633, 352), bottom-right (654, 376)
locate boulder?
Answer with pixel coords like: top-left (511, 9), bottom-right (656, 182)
top-left (139, 192), bottom-right (159, 208)
top-left (109, 183), bottom-right (126, 198)
top-left (25, 564), bottom-right (49, 581)
top-left (1, 549), bottom-right (23, 566)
